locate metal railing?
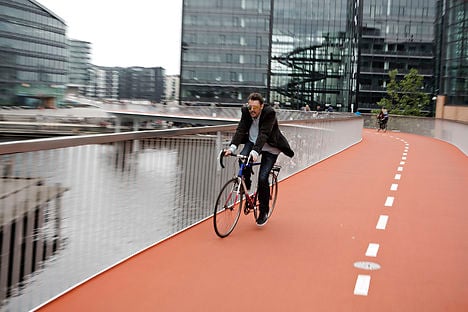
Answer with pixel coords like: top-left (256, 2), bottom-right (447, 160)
top-left (0, 115), bottom-right (362, 311)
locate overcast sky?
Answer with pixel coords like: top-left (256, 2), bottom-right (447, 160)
top-left (38, 0), bottom-right (183, 75)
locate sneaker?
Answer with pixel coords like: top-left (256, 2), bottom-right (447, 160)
top-left (256, 211), bottom-right (269, 227)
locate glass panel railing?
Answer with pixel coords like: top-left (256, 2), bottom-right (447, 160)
top-left (0, 117), bottom-right (362, 310)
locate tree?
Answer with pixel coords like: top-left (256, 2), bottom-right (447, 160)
top-left (377, 68), bottom-right (429, 116)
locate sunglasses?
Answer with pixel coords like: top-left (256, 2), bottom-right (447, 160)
top-left (247, 104), bottom-right (261, 111)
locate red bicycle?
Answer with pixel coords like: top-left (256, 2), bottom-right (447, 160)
top-left (213, 151), bottom-right (280, 238)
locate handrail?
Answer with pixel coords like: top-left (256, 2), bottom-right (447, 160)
top-left (0, 116), bottom-right (363, 310)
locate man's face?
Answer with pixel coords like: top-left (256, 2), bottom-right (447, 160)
top-left (247, 100), bottom-right (263, 118)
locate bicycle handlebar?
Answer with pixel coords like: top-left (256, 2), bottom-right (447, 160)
top-left (218, 150), bottom-right (248, 168)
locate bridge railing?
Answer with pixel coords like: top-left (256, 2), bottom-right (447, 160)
top-left (0, 115), bottom-right (362, 311)
top-left (98, 102), bottom-right (348, 122)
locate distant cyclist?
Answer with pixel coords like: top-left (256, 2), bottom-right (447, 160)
top-left (224, 92), bottom-right (294, 226)
top-left (377, 107), bottom-right (389, 131)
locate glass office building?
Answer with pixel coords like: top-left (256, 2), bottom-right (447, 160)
top-left (118, 67), bottom-right (166, 103)
top-left (181, 0), bottom-right (468, 114)
top-left (0, 0), bottom-right (68, 107)
top-left (436, 0), bottom-right (467, 106)
top-left (181, 0), bottom-right (272, 106)
top-left (181, 0), bottom-right (359, 111)
top-left (68, 39), bottom-right (91, 94)
top-left (269, 0), bottom-right (359, 111)
top-left (358, 0), bottom-right (436, 113)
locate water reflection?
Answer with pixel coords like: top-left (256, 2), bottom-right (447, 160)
top-left (0, 135), bottom-right (229, 311)
top-left (0, 177), bottom-right (67, 305)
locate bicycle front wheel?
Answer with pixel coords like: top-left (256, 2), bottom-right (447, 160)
top-left (267, 172), bottom-right (278, 218)
top-left (213, 178), bottom-right (243, 238)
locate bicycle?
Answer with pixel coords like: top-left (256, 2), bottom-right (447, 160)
top-left (377, 118), bottom-right (388, 132)
top-left (213, 150), bottom-right (281, 238)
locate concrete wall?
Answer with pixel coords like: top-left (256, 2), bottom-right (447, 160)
top-left (362, 113), bottom-right (437, 136)
top-left (435, 95), bottom-right (468, 123)
top-left (362, 113), bottom-right (467, 155)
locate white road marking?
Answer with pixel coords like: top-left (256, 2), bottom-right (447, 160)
top-left (376, 215), bottom-right (389, 230)
top-left (354, 275), bottom-right (371, 296)
top-left (365, 243), bottom-right (380, 257)
top-left (352, 137), bottom-right (408, 297)
top-left (385, 196), bottom-right (394, 207)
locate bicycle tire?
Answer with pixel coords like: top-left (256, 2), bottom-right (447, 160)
top-left (213, 178), bottom-right (243, 238)
top-left (267, 172), bottom-right (278, 218)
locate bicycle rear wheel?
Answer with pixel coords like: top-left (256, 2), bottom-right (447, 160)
top-left (267, 171), bottom-right (278, 218)
top-left (213, 178), bottom-right (243, 238)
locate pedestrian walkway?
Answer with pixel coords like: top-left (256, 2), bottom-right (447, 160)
top-left (36, 129), bottom-right (468, 312)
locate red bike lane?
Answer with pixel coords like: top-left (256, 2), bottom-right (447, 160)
top-left (37, 129), bottom-right (468, 312)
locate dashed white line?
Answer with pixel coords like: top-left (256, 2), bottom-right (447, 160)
top-left (365, 243), bottom-right (380, 257)
top-left (353, 137), bottom-right (408, 297)
top-left (376, 215), bottom-right (389, 230)
top-left (384, 196), bottom-right (394, 207)
top-left (354, 275), bottom-right (371, 296)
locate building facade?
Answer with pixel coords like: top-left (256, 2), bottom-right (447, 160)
top-left (164, 74), bottom-right (180, 102)
top-left (437, 0), bottom-right (467, 105)
top-left (434, 0), bottom-right (468, 121)
top-left (358, 0), bottom-right (436, 113)
top-left (68, 39), bottom-right (91, 94)
top-left (118, 67), bottom-right (165, 103)
top-left (269, 0), bottom-right (359, 111)
top-left (180, 0), bottom-right (360, 111)
top-left (0, 0), bottom-right (68, 107)
top-left (88, 66), bottom-right (119, 100)
top-left (180, 0), bottom-right (468, 115)
top-left (181, 0), bottom-right (272, 106)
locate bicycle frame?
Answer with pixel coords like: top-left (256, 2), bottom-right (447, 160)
top-left (234, 155), bottom-right (261, 214)
top-left (214, 150), bottom-right (280, 237)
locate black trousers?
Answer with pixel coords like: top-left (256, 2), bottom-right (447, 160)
top-left (240, 142), bottom-right (278, 214)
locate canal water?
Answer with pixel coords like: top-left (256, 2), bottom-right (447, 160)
top-left (1, 136), bottom-right (222, 311)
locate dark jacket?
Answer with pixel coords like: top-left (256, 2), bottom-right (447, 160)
top-left (230, 105), bottom-right (294, 158)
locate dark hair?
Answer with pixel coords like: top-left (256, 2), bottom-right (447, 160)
top-left (248, 92), bottom-right (264, 105)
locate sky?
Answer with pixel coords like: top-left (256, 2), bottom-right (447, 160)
top-left (38, 0), bottom-right (183, 75)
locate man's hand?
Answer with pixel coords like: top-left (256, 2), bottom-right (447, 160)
top-left (249, 150), bottom-right (259, 162)
top-left (225, 144), bottom-right (236, 156)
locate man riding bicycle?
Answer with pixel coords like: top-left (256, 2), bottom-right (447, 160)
top-left (377, 107), bottom-right (389, 131)
top-left (224, 93), bottom-right (294, 226)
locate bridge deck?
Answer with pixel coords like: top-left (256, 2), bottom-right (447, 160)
top-left (37, 129), bottom-right (468, 312)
